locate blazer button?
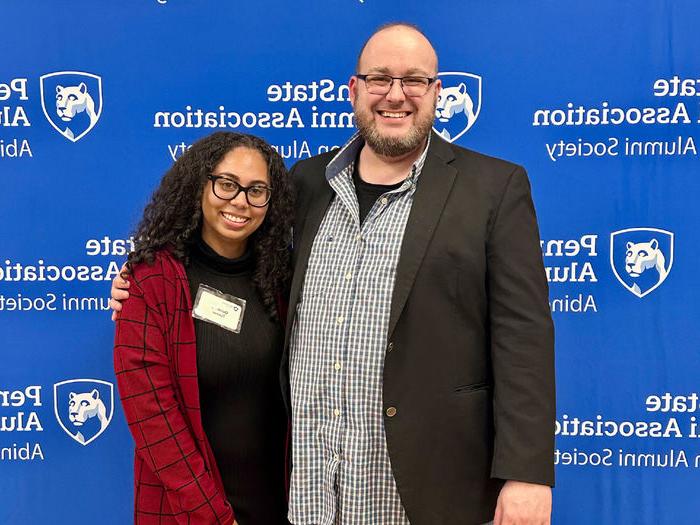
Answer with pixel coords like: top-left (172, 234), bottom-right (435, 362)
top-left (387, 342), bottom-right (394, 352)
top-left (386, 406), bottom-right (397, 417)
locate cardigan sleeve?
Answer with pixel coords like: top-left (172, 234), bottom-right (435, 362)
top-left (114, 257), bottom-right (234, 524)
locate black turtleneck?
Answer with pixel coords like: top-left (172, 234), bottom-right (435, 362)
top-left (185, 236), bottom-right (289, 525)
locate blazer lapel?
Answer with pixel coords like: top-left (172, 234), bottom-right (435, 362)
top-left (388, 135), bottom-right (457, 339)
top-left (285, 181), bottom-right (334, 345)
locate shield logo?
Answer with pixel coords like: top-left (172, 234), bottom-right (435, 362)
top-left (433, 72), bottom-right (482, 143)
top-left (53, 379), bottom-right (114, 446)
top-left (610, 227), bottom-right (674, 298)
top-left (40, 71), bottom-right (103, 142)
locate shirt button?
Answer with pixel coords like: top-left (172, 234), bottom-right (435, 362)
top-left (336, 315), bottom-right (344, 324)
top-left (356, 234), bottom-right (362, 241)
top-left (334, 362), bottom-right (341, 371)
top-left (334, 453), bottom-right (340, 461)
top-left (334, 408), bottom-right (341, 417)
top-left (386, 406), bottom-right (397, 417)
top-left (381, 197), bottom-right (388, 205)
top-left (387, 342), bottom-right (394, 352)
top-left (345, 271), bottom-right (352, 280)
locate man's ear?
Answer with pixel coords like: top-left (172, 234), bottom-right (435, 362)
top-left (348, 76), bottom-right (358, 108)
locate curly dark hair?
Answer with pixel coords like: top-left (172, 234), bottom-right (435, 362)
top-left (127, 131), bottom-right (293, 320)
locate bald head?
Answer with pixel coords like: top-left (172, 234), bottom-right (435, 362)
top-left (349, 23), bottom-right (441, 159)
top-left (356, 23), bottom-right (438, 76)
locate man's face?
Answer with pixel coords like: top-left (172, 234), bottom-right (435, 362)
top-left (350, 26), bottom-right (441, 158)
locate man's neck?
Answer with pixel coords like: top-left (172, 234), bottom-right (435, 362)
top-left (356, 137), bottom-right (427, 185)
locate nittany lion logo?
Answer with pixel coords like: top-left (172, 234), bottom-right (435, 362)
top-left (432, 72), bottom-right (482, 143)
top-left (40, 71), bottom-right (103, 142)
top-left (610, 228), bottom-right (674, 298)
top-left (54, 379), bottom-right (113, 445)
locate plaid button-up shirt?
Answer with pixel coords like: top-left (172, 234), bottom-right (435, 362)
top-left (288, 133), bottom-right (429, 525)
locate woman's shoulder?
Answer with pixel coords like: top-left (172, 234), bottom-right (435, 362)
top-left (128, 248), bottom-right (186, 290)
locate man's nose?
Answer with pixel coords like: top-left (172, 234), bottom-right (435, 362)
top-left (385, 79), bottom-right (406, 103)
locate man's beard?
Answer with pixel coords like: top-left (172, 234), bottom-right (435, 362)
top-left (354, 100), bottom-right (436, 157)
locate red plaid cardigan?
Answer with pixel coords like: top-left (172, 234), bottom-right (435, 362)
top-left (114, 250), bottom-right (234, 525)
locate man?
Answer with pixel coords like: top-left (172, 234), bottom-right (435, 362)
top-left (113, 23), bottom-right (555, 525)
top-left (284, 23), bottom-right (554, 525)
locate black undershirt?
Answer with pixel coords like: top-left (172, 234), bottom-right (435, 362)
top-left (185, 237), bottom-right (289, 525)
top-left (352, 161), bottom-right (404, 223)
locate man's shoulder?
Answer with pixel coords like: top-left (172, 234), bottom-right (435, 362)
top-left (289, 149), bottom-right (338, 194)
top-left (291, 149), bottom-right (337, 175)
top-left (436, 136), bottom-right (522, 177)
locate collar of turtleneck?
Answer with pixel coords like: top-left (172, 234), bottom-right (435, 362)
top-left (190, 234), bottom-right (255, 275)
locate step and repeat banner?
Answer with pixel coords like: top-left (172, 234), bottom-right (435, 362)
top-left (1, 1), bottom-right (698, 524)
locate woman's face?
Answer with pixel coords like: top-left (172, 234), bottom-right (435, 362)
top-left (200, 146), bottom-right (270, 259)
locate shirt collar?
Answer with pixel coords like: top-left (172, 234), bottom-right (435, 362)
top-left (325, 132), bottom-right (432, 184)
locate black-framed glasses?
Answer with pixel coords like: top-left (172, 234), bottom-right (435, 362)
top-left (207, 175), bottom-right (272, 207)
top-left (356, 74), bottom-right (437, 97)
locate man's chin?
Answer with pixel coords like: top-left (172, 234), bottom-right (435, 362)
top-left (364, 133), bottom-right (424, 158)
top-left (355, 112), bottom-right (433, 158)
top-left (375, 126), bottom-right (411, 140)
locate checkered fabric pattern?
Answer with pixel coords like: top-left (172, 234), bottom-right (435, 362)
top-left (288, 134), bottom-right (429, 525)
top-left (114, 250), bottom-right (234, 525)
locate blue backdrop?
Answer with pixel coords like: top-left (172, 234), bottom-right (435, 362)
top-left (1, 1), bottom-right (698, 523)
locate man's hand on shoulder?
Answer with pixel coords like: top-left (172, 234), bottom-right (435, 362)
top-left (494, 480), bottom-right (551, 525)
top-left (109, 264), bottom-right (131, 321)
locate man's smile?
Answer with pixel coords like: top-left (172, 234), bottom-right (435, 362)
top-left (377, 110), bottom-right (411, 119)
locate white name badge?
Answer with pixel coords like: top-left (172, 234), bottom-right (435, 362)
top-left (192, 284), bottom-right (246, 333)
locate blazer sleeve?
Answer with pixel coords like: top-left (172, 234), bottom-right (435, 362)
top-left (486, 165), bottom-right (556, 487)
top-left (114, 260), bottom-right (234, 524)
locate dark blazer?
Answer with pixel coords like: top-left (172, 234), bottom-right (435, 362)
top-left (114, 251), bottom-right (234, 525)
top-left (282, 133), bottom-right (555, 525)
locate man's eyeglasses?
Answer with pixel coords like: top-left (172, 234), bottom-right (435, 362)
top-left (356, 74), bottom-right (437, 97)
top-left (207, 175), bottom-right (272, 207)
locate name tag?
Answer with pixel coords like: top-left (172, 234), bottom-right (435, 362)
top-left (192, 284), bottom-right (246, 333)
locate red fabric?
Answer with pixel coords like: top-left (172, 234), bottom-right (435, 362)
top-left (114, 250), bottom-right (234, 525)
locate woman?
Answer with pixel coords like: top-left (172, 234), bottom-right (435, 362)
top-left (113, 132), bottom-right (293, 525)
